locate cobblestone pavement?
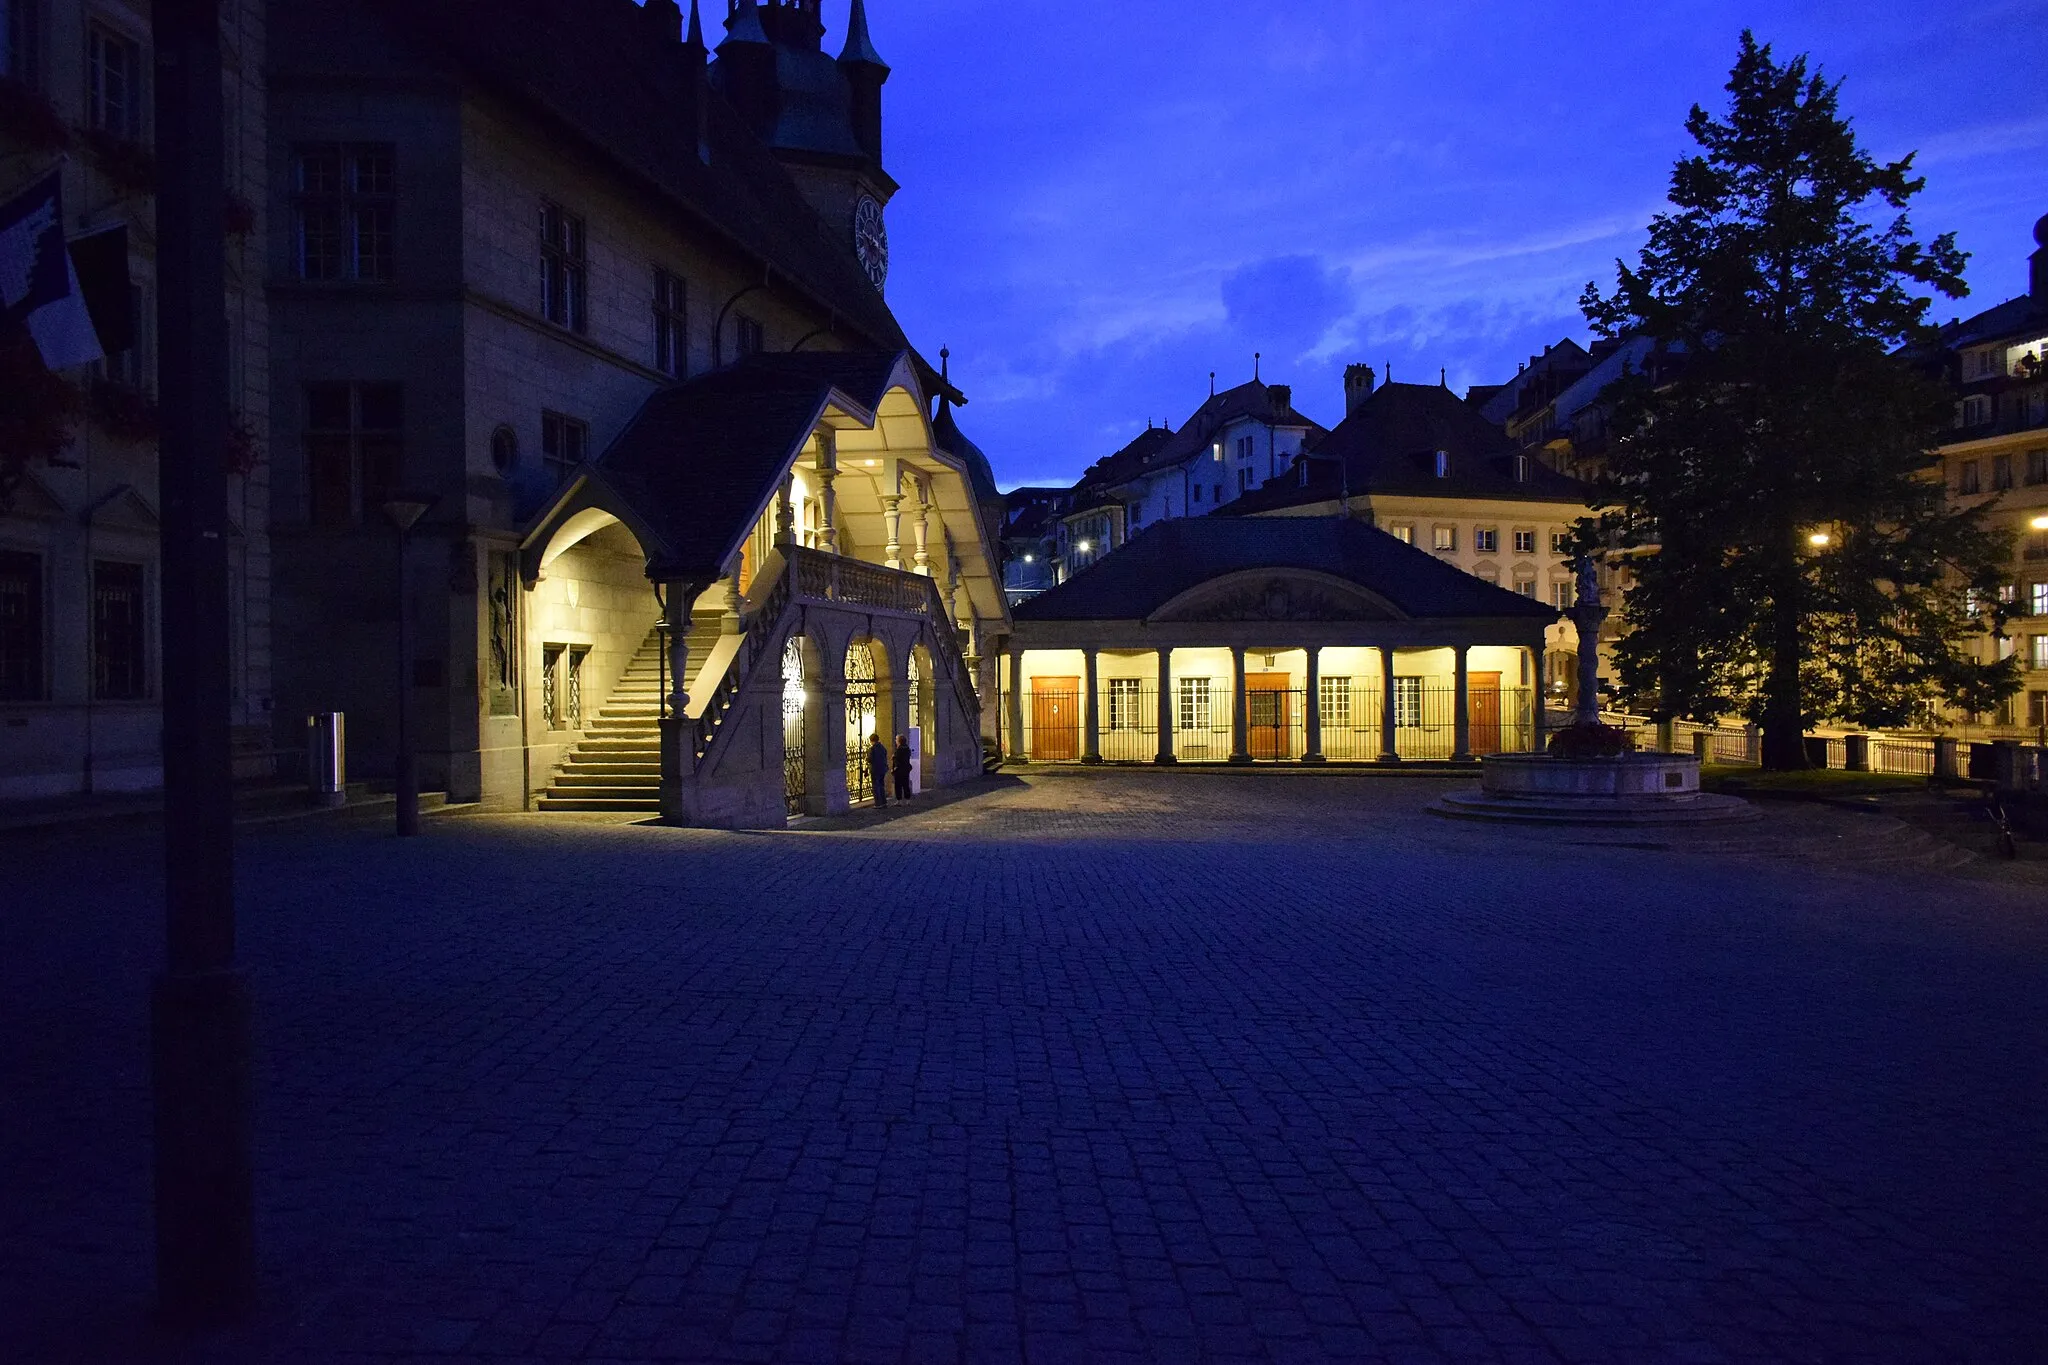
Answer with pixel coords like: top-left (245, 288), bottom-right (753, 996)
top-left (4, 771), bottom-right (2046, 1364)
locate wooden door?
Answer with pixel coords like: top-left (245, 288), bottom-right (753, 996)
top-left (1469, 672), bottom-right (1503, 755)
top-left (1032, 677), bottom-right (1080, 760)
top-left (1247, 673), bottom-right (1292, 760)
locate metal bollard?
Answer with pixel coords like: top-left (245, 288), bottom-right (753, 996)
top-left (307, 712), bottom-right (346, 808)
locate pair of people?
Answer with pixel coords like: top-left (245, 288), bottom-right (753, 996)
top-left (866, 733), bottom-right (914, 806)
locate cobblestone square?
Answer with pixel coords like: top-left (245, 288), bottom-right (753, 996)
top-left (3, 772), bottom-right (2046, 1363)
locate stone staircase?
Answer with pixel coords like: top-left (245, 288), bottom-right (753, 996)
top-left (538, 632), bottom-right (666, 813)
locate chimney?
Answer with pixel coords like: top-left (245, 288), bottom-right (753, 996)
top-left (2033, 212), bottom-right (2048, 298)
top-left (1343, 363), bottom-right (1376, 415)
top-left (1267, 384), bottom-right (1292, 417)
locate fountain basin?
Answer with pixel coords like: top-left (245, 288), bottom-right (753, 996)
top-left (1433, 753), bottom-right (1757, 825)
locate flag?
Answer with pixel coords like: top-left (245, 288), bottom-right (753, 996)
top-left (0, 168), bottom-right (105, 370)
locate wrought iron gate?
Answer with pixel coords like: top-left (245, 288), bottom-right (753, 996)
top-left (782, 637), bottom-right (806, 816)
top-left (845, 641), bottom-right (878, 805)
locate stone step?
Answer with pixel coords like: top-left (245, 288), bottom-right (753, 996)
top-left (546, 782), bottom-right (660, 800)
top-left (537, 796), bottom-right (664, 813)
top-left (576, 739), bottom-right (662, 754)
top-left (552, 769), bottom-right (661, 786)
top-left (564, 760), bottom-right (661, 775)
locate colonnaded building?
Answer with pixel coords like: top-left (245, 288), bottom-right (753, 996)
top-left (268, 0), bottom-right (1007, 824)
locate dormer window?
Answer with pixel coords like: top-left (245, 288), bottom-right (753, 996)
top-left (1434, 450), bottom-right (1450, 479)
top-left (1513, 455), bottom-right (1531, 483)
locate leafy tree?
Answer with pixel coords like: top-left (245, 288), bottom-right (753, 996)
top-left (1581, 31), bottom-right (2017, 768)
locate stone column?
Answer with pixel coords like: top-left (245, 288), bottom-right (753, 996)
top-left (1229, 645), bottom-right (1251, 764)
top-left (1303, 647), bottom-right (1325, 764)
top-left (1531, 642), bottom-right (1548, 753)
top-left (1006, 648), bottom-right (1025, 762)
top-left (1452, 645), bottom-right (1473, 762)
top-left (774, 474), bottom-right (796, 549)
top-left (814, 667), bottom-right (850, 815)
top-left (1154, 647), bottom-right (1176, 764)
top-left (1082, 648), bottom-right (1102, 764)
top-left (1378, 645), bottom-right (1400, 763)
top-left (912, 487), bottom-right (932, 576)
top-left (659, 577), bottom-right (708, 823)
top-left (882, 492), bottom-right (903, 570)
top-left (816, 433), bottom-right (839, 555)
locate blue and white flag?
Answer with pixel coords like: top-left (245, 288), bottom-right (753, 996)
top-left (0, 168), bottom-right (105, 370)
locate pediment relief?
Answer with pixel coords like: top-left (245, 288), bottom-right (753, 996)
top-left (1151, 572), bottom-right (1398, 624)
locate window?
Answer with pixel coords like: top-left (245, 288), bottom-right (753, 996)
top-left (1320, 676), bottom-right (1352, 728)
top-left (1550, 531), bottom-right (1570, 555)
top-left (0, 550), bottom-right (44, 701)
top-left (97, 282), bottom-right (149, 391)
top-left (734, 314), bottom-right (764, 358)
top-left (1478, 567), bottom-right (1500, 586)
top-left (1474, 527), bottom-right (1498, 554)
top-left (541, 411), bottom-right (588, 479)
top-left (1552, 580), bottom-right (1576, 610)
top-left (2032, 691), bottom-right (2048, 726)
top-left (1432, 525), bottom-right (1456, 552)
top-left (1999, 583), bottom-right (2018, 608)
top-left (1393, 676), bottom-right (1423, 728)
top-left (1992, 454), bottom-right (2014, 491)
top-left (1513, 529), bottom-right (1536, 555)
top-left (1390, 524), bottom-right (1414, 545)
top-left (653, 268), bottom-right (687, 377)
top-left (1958, 396), bottom-right (1991, 429)
top-left (5, 0), bottom-right (42, 84)
top-left (1957, 460), bottom-right (1980, 494)
top-left (1177, 677), bottom-right (1212, 730)
top-left (1106, 677), bottom-right (1142, 731)
top-left (305, 383), bottom-right (402, 526)
top-left (2028, 449), bottom-right (2048, 485)
top-left (1191, 484), bottom-right (1202, 504)
top-left (2035, 583), bottom-right (2048, 617)
top-left (539, 202), bottom-right (587, 332)
top-left (87, 22), bottom-right (141, 138)
top-left (2034, 637), bottom-right (2048, 672)
top-left (1237, 467), bottom-right (1252, 491)
top-left (92, 560), bottom-right (147, 700)
top-left (294, 144), bottom-right (396, 282)
top-left (1434, 450), bottom-right (1450, 479)
top-left (1514, 576), bottom-right (1538, 598)
top-left (1212, 483), bottom-right (1222, 503)
top-left (489, 425), bottom-right (518, 475)
top-left (1512, 454), bottom-right (1531, 483)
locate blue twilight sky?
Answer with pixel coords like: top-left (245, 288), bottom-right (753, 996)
top-left (698, 0), bottom-right (2048, 489)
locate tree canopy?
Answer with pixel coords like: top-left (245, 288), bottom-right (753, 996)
top-left (1581, 32), bottom-right (2017, 766)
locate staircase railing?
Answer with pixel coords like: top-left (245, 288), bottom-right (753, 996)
top-left (685, 548), bottom-right (980, 772)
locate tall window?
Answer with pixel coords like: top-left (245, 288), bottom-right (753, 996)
top-left (2034, 582), bottom-right (2048, 617)
top-left (540, 202), bottom-right (587, 332)
top-left (1550, 530), bottom-right (1570, 555)
top-left (1177, 677), bottom-right (1212, 731)
top-left (0, 550), bottom-right (44, 701)
top-left (653, 268), bottom-right (687, 377)
top-left (1106, 677), bottom-right (1142, 731)
top-left (1514, 576), bottom-right (1538, 598)
top-left (1390, 524), bottom-right (1413, 545)
top-left (294, 144), bottom-right (395, 282)
top-left (1320, 676), bottom-right (1352, 728)
top-left (1393, 676), bottom-right (1423, 728)
top-left (1552, 580), bottom-right (1576, 610)
top-left (1432, 525), bottom-right (1456, 552)
top-left (1992, 454), bottom-right (2014, 491)
top-left (2033, 637), bottom-right (2048, 671)
top-left (1958, 460), bottom-right (1981, 495)
top-left (5, 0), bottom-right (43, 84)
top-left (1513, 529), bottom-right (1536, 555)
top-left (1474, 528), bottom-right (1498, 553)
top-left (541, 410), bottom-right (587, 479)
top-left (2028, 449), bottom-right (2048, 485)
top-left (1434, 450), bottom-right (1450, 479)
top-left (734, 314), bottom-right (764, 358)
top-left (305, 383), bottom-right (402, 526)
top-left (92, 560), bottom-right (147, 700)
top-left (87, 22), bottom-right (141, 137)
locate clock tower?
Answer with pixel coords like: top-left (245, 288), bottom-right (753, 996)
top-left (713, 0), bottom-right (897, 291)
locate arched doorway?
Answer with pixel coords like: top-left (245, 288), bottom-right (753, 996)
top-left (845, 639), bottom-right (881, 805)
top-left (909, 643), bottom-right (937, 789)
top-left (781, 635), bottom-right (807, 816)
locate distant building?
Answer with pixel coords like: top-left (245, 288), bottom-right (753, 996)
top-left (999, 486), bottom-right (1071, 604)
top-left (1937, 213), bottom-right (2048, 733)
top-left (0, 0), bottom-right (272, 800)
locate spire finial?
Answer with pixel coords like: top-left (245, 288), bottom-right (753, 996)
top-left (840, 0), bottom-right (888, 67)
top-left (1210, 371), bottom-right (1216, 398)
top-left (687, 0), bottom-right (705, 49)
top-left (723, 0), bottom-right (767, 45)
top-left (1254, 352), bottom-right (1261, 382)
top-left (941, 345), bottom-right (950, 382)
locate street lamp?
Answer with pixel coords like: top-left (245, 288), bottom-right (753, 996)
top-left (1807, 531), bottom-right (1832, 548)
top-left (382, 495), bottom-right (435, 837)
top-left (2031, 514), bottom-right (2048, 531)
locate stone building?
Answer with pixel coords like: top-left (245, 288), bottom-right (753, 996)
top-left (1938, 213), bottom-right (2048, 734)
top-left (266, 0), bottom-right (1006, 823)
top-left (0, 0), bottom-right (272, 799)
top-left (1006, 517), bottom-right (1556, 765)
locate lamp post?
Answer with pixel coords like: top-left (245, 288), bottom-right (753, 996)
top-left (151, 0), bottom-right (254, 1326)
top-left (1568, 556), bottom-right (1608, 728)
top-left (383, 497), bottom-right (434, 837)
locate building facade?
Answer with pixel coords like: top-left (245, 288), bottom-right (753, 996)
top-left (0, 0), bottom-right (272, 799)
top-left (265, 0), bottom-right (1006, 823)
top-left (1939, 213), bottom-right (2048, 735)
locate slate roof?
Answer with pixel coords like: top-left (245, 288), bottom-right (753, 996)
top-left (591, 351), bottom-right (907, 577)
top-left (1013, 517), bottom-right (1559, 623)
top-left (1081, 381), bottom-right (1328, 493)
top-left (1223, 381), bottom-right (1588, 515)
top-left (359, 0), bottom-right (914, 364)
top-left (1941, 292), bottom-right (2048, 350)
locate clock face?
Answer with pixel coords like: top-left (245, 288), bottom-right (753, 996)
top-left (853, 195), bottom-right (888, 290)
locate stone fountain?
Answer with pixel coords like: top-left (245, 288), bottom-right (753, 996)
top-left (1434, 559), bottom-right (1755, 825)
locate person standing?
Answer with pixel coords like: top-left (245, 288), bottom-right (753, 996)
top-left (867, 733), bottom-right (890, 808)
top-left (892, 734), bottom-right (913, 802)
